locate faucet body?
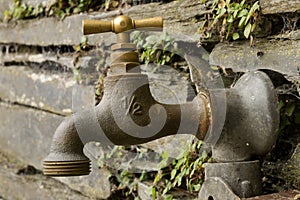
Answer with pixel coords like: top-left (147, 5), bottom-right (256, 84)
top-left (43, 15), bottom-right (210, 176)
top-left (43, 15), bottom-right (280, 200)
top-left (43, 71), bottom-right (210, 176)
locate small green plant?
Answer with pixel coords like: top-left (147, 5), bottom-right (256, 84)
top-left (151, 140), bottom-right (210, 199)
top-left (4, 0), bottom-right (44, 21)
top-left (199, 0), bottom-right (260, 42)
top-left (74, 36), bottom-right (89, 52)
top-left (4, 0), bottom-right (104, 21)
top-left (279, 96), bottom-right (300, 131)
top-left (133, 31), bottom-right (176, 67)
top-left (97, 140), bottom-right (210, 199)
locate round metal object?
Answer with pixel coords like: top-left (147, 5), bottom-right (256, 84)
top-left (43, 160), bottom-right (91, 176)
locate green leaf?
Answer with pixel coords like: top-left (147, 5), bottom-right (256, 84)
top-left (245, 1), bottom-right (259, 24)
top-left (164, 195), bottom-right (173, 200)
top-left (278, 100), bottom-right (285, 110)
top-left (175, 158), bottom-right (185, 169)
top-left (151, 187), bottom-right (157, 200)
top-left (280, 116), bottom-right (290, 130)
top-left (239, 16), bottom-right (246, 27)
top-left (232, 32), bottom-right (240, 40)
top-left (240, 0), bottom-right (245, 7)
top-left (226, 23), bottom-right (232, 39)
top-left (295, 113), bottom-right (300, 124)
top-left (233, 10), bottom-right (238, 18)
top-left (193, 183), bottom-right (202, 191)
top-left (237, 9), bottom-right (248, 18)
top-left (244, 23), bottom-right (252, 38)
top-left (286, 103), bottom-right (295, 117)
top-left (171, 169), bottom-right (177, 180)
top-left (227, 14), bottom-right (234, 23)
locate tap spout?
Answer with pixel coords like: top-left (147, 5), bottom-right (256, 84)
top-left (43, 74), bottom-right (210, 176)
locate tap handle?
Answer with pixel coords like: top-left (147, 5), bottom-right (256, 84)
top-left (83, 16), bottom-right (163, 35)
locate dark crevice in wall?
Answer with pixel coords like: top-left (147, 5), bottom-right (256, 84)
top-left (0, 98), bottom-right (66, 117)
top-left (0, 44), bottom-right (77, 55)
top-left (3, 61), bottom-right (72, 74)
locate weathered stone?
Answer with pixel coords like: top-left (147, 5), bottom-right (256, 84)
top-left (0, 102), bottom-right (111, 199)
top-left (260, 0), bottom-right (300, 14)
top-left (138, 181), bottom-right (153, 200)
top-left (142, 64), bottom-right (194, 104)
top-left (270, 29), bottom-right (300, 40)
top-left (137, 181), bottom-right (197, 200)
top-left (0, 0), bottom-right (212, 46)
top-left (0, 151), bottom-right (89, 200)
top-left (209, 39), bottom-right (300, 78)
top-left (84, 143), bottom-right (161, 172)
top-left (243, 190), bottom-right (300, 200)
top-left (23, 0), bottom-right (56, 7)
top-left (0, 0), bottom-right (10, 20)
top-left (0, 66), bottom-right (94, 115)
top-left (0, 101), bottom-right (62, 169)
top-left (0, 14), bottom-right (113, 46)
top-left (56, 155), bottom-right (112, 200)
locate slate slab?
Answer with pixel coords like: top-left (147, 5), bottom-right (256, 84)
top-left (0, 102), bottom-right (111, 199)
top-left (0, 66), bottom-right (94, 115)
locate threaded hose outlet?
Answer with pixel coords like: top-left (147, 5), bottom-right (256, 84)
top-left (43, 160), bottom-right (91, 176)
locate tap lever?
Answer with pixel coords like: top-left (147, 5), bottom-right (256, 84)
top-left (83, 16), bottom-right (163, 35)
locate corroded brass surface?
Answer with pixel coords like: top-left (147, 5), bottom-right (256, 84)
top-left (43, 160), bottom-right (91, 176)
top-left (43, 15), bottom-right (211, 178)
top-left (111, 43), bottom-right (137, 51)
top-left (110, 51), bottom-right (139, 63)
top-left (83, 16), bottom-right (163, 35)
top-left (43, 74), bottom-right (210, 177)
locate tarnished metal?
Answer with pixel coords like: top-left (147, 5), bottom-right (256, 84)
top-left (198, 177), bottom-right (241, 200)
top-left (83, 16), bottom-right (162, 75)
top-left (82, 16), bottom-right (163, 35)
top-left (44, 17), bottom-right (280, 200)
top-left (43, 15), bottom-right (211, 177)
top-left (199, 161), bottom-right (262, 199)
top-left (213, 71), bottom-right (279, 162)
top-left (43, 73), bottom-right (210, 176)
top-left (199, 71), bottom-right (279, 200)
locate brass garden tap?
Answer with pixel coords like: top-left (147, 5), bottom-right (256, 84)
top-left (43, 15), bottom-right (211, 176)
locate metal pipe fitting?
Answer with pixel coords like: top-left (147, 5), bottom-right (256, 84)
top-left (43, 74), bottom-right (210, 176)
top-left (43, 17), bottom-right (280, 200)
top-left (213, 71), bottom-right (279, 162)
top-left (199, 71), bottom-right (279, 200)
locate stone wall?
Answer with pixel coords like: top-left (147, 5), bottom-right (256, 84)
top-left (0, 0), bottom-right (299, 199)
top-left (0, 1), bottom-right (201, 198)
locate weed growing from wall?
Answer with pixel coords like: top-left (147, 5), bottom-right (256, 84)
top-left (133, 31), bottom-right (176, 69)
top-left (99, 140), bottom-right (210, 199)
top-left (199, 0), bottom-right (260, 42)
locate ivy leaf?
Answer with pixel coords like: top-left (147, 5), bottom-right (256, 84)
top-left (245, 1), bottom-right (259, 24)
top-left (232, 32), bottom-right (240, 40)
top-left (240, 0), bottom-right (246, 7)
top-left (227, 14), bottom-right (234, 23)
top-left (244, 23), bottom-right (252, 38)
top-left (286, 103), bottom-right (295, 117)
top-left (151, 187), bottom-right (157, 200)
top-left (170, 169), bottom-right (177, 180)
top-left (295, 113), bottom-right (300, 124)
top-left (238, 16), bottom-right (246, 27)
top-left (237, 9), bottom-right (248, 18)
top-left (278, 100), bottom-right (285, 110)
top-left (193, 183), bottom-right (201, 192)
